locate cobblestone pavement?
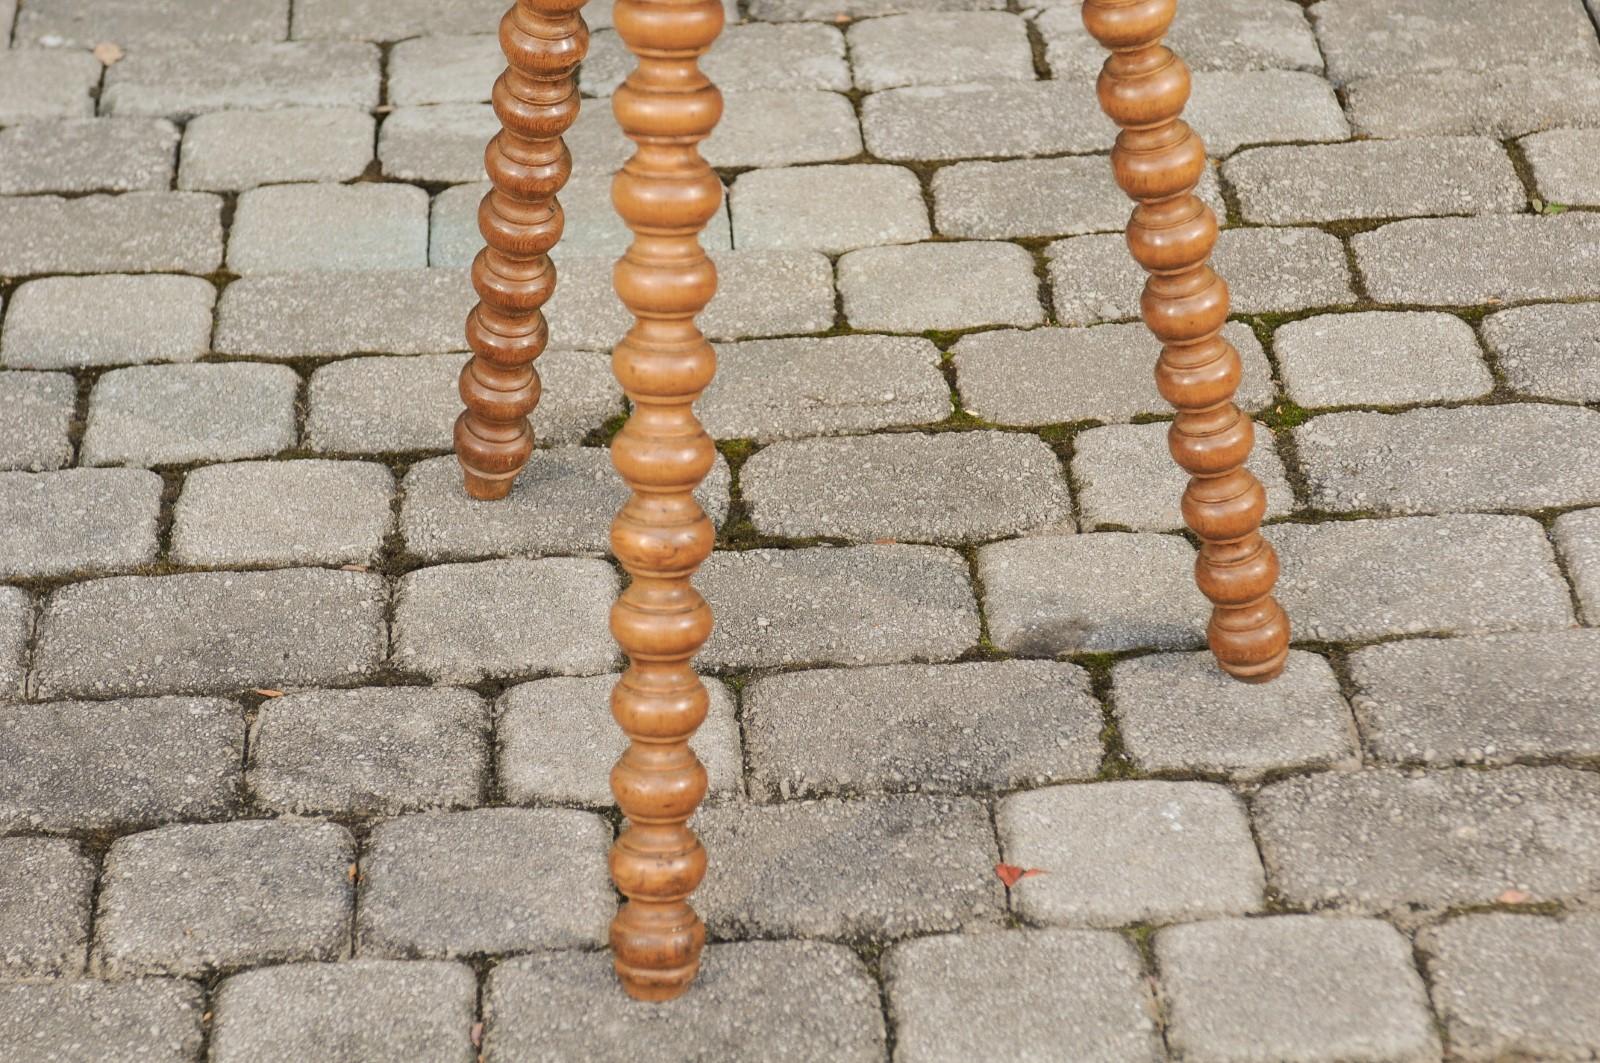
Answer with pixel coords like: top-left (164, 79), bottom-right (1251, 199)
top-left (3, 0), bottom-right (1600, 1059)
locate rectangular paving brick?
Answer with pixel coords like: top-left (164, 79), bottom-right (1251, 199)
top-left (1266, 515), bottom-right (1574, 642)
top-left (1350, 630), bottom-right (1600, 766)
top-left (179, 108), bottom-right (375, 191)
top-left (839, 242), bottom-right (1044, 331)
top-left (744, 660), bottom-right (1102, 799)
top-left (1183, 69), bottom-right (1349, 155)
top-left (0, 696), bottom-right (242, 833)
top-left (0, 117), bottom-right (180, 195)
top-left (378, 103), bottom-right (496, 183)
top-left (0, 981), bottom-right (203, 1063)
top-left (2, 273), bottom-right (215, 369)
top-left (729, 164), bottom-right (929, 253)
top-left (696, 545), bottom-right (980, 670)
top-left (583, 22), bottom-right (850, 97)
top-left (227, 183), bottom-right (429, 273)
top-left (388, 34), bottom-right (502, 105)
top-left (96, 819), bottom-right (355, 976)
top-left (0, 371), bottom-right (75, 472)
top-left (847, 11), bottom-right (1034, 92)
top-left (33, 568), bottom-right (388, 698)
top-left (0, 468), bottom-right (162, 579)
top-left (694, 794), bottom-right (1002, 939)
top-left (999, 780), bottom-right (1265, 927)
top-left (1482, 302), bottom-right (1600, 403)
top-left (292, 0), bottom-right (506, 39)
top-left (978, 533), bottom-right (1208, 654)
top-left (215, 269), bottom-right (476, 358)
top-left (485, 942), bottom-right (885, 1062)
top-left (14, 0), bottom-right (289, 47)
top-left (82, 363), bottom-right (300, 467)
top-left (863, 80), bottom-right (1109, 161)
top-left (1255, 765), bottom-right (1600, 913)
top-left (0, 587), bottom-right (28, 702)
top-left (0, 837), bottom-right (95, 978)
top-left (1354, 214), bottom-right (1600, 305)
top-left (1039, 0), bottom-right (1321, 77)
top-left (1555, 507), bottom-right (1600, 625)
top-left (1345, 66), bottom-right (1600, 139)
top-left (101, 41), bottom-right (381, 118)
top-left (1521, 128), bottom-right (1600, 207)
top-left (0, 192), bottom-right (222, 275)
top-left (706, 90), bottom-right (862, 169)
top-left (391, 558), bottom-right (618, 682)
top-left (1223, 136), bottom-right (1524, 224)
top-left (1273, 311), bottom-right (1492, 408)
top-left (0, 51), bottom-right (100, 124)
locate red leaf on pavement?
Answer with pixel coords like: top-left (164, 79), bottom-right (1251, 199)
top-left (995, 863), bottom-right (1045, 888)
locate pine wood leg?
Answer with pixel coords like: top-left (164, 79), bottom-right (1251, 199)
top-left (1083, 0), bottom-right (1290, 681)
top-left (456, 0), bottom-right (589, 500)
top-left (604, 0), bottom-right (725, 1001)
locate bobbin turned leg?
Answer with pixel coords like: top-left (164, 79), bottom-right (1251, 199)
top-left (456, 0), bottom-right (589, 500)
top-left (605, 0), bottom-right (724, 1001)
top-left (1082, 0), bottom-right (1290, 681)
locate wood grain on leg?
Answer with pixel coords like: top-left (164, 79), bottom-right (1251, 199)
top-left (457, 0), bottom-right (588, 499)
top-left (1082, 0), bottom-right (1290, 681)
top-left (605, 0), bottom-right (725, 1001)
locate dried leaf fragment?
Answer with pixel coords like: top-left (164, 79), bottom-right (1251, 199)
top-left (994, 863), bottom-right (1045, 888)
top-left (252, 688), bottom-right (284, 698)
top-left (92, 41), bottom-right (123, 65)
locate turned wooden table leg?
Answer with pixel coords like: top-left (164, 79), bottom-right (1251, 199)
top-left (457, 0), bottom-right (589, 500)
top-left (604, 0), bottom-right (724, 1001)
top-left (1083, 0), bottom-right (1289, 681)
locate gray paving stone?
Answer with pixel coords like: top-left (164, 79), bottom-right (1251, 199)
top-left (978, 533), bottom-right (1208, 654)
top-left (1158, 916), bottom-right (1440, 1063)
top-left (307, 350), bottom-right (619, 453)
top-left (999, 780), bottom-right (1264, 927)
top-left (0, 50), bottom-right (100, 124)
top-left (228, 182), bottom-right (429, 273)
top-left (13, 0), bottom-right (289, 47)
top-left (953, 321), bottom-right (1273, 425)
top-left (1297, 404), bottom-right (1600, 515)
top-left (33, 568), bottom-right (388, 698)
top-left (400, 449), bottom-right (728, 561)
top-left (0, 587), bottom-right (28, 702)
top-left (1048, 226), bottom-right (1354, 325)
top-left (1224, 137), bottom-right (1524, 225)
top-left (179, 108), bottom-right (375, 191)
top-left (172, 459), bottom-right (395, 567)
top-left (0, 980), bottom-right (204, 1063)
top-left (498, 674), bottom-right (742, 806)
top-left (1037, 0), bottom-right (1322, 78)
top-left (82, 363), bottom-right (300, 467)
top-left (1349, 630), bottom-right (1600, 766)
top-left (932, 155), bottom-right (1225, 240)
top-left (292, 0), bottom-right (507, 40)
top-left (215, 269), bottom-right (476, 358)
top-left (249, 687), bottom-right (488, 816)
top-left (0, 837), bottom-right (95, 979)
top-left (391, 558), bottom-right (618, 682)
top-left (1484, 303), bottom-right (1600, 402)
top-left (1346, 66), bottom-right (1600, 139)
top-left (0, 468), bottom-right (161, 579)
top-left (1187, 70), bottom-right (1350, 155)
top-left (730, 164), bottom-right (929, 253)
top-left (581, 22), bottom-right (851, 97)
top-left (0, 0), bottom-right (11, 40)
top-left (1521, 128), bottom-right (1600, 207)
top-left (743, 431), bottom-right (1072, 543)
top-left (563, 99), bottom-right (634, 178)
top-left (1555, 507), bottom-right (1600, 624)
top-left (751, 0), bottom-right (999, 16)
top-left (1267, 515), bottom-right (1574, 643)
top-left (101, 41), bottom-right (381, 118)
top-left (1355, 214), bottom-right (1600, 305)
top-left (358, 807), bottom-right (612, 957)
top-left (0, 192), bottom-right (222, 276)
top-left (886, 928), bottom-right (1160, 1063)
top-left (484, 941), bottom-right (886, 1062)
top-left (543, 250), bottom-right (836, 348)
top-left (839, 241), bottom-right (1043, 331)
top-left (1274, 311), bottom-right (1493, 408)
top-left (1073, 421), bottom-right (1292, 533)
top-left (97, 819), bottom-right (355, 976)
top-left (1256, 765), bottom-right (1600, 914)
top-left (0, 696), bottom-right (242, 833)
top-left (705, 90), bottom-right (862, 169)
top-left (212, 960), bottom-right (478, 1063)
top-left (699, 334), bottom-right (949, 442)
top-left (695, 794), bottom-right (1001, 938)
top-left (378, 104), bottom-right (496, 183)
top-left (847, 12), bottom-right (1034, 91)
top-left (696, 545), bottom-right (980, 669)
top-left (862, 80), bottom-right (1109, 161)
top-left (0, 118), bottom-right (179, 195)
top-left (0, 371), bottom-right (75, 472)
top-left (2, 273), bottom-right (215, 370)
top-left (1422, 912), bottom-right (1600, 1063)
top-left (745, 660), bottom-right (1101, 799)
top-left (1310, 0), bottom-right (1600, 85)
top-left (388, 34), bottom-right (502, 105)
top-left (1113, 650), bottom-right (1358, 780)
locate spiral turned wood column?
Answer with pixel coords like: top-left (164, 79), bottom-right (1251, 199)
top-left (1083, 0), bottom-right (1289, 681)
top-left (456, 0), bottom-right (588, 500)
top-left (605, 0), bottom-right (724, 1001)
